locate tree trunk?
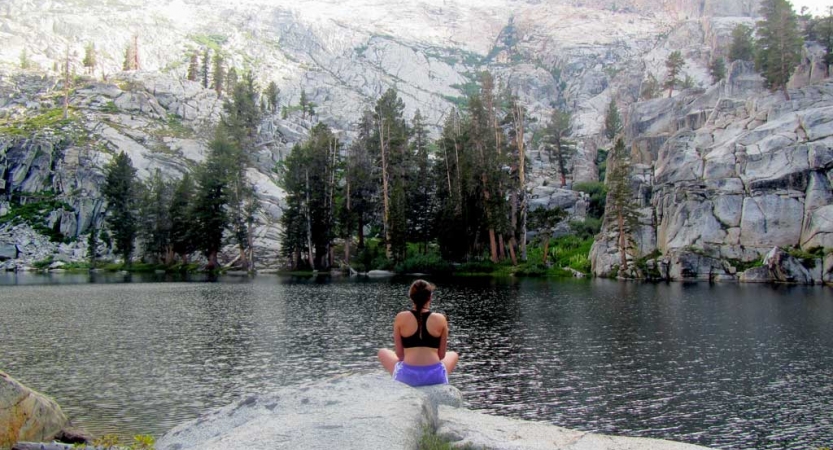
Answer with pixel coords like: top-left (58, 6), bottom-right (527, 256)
top-left (207, 250), bottom-right (218, 272)
top-left (508, 237), bottom-right (518, 266)
top-left (305, 169), bottom-right (315, 269)
top-left (379, 121), bottom-right (392, 260)
top-left (617, 210), bottom-right (628, 273)
top-left (498, 235), bottom-right (506, 262)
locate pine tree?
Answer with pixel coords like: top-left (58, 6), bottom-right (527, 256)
top-left (169, 173), bottom-right (197, 264)
top-left (277, 124), bottom-right (340, 269)
top-left (756, 0), bottom-right (803, 100)
top-left (138, 169), bottom-right (173, 264)
top-left (201, 48), bottom-right (211, 89)
top-left (191, 132), bottom-right (234, 271)
top-left (186, 53), bottom-right (199, 81)
top-left (83, 42), bottom-right (96, 75)
top-left (212, 53), bottom-right (225, 96)
top-left (265, 81), bottom-right (280, 112)
top-left (299, 90), bottom-right (309, 120)
top-left (407, 110), bottom-right (435, 253)
top-left (664, 50), bottom-right (686, 97)
top-left (373, 88), bottom-right (409, 262)
top-left (227, 67), bottom-right (238, 90)
top-left (709, 57), bottom-right (727, 83)
top-left (220, 70), bottom-right (262, 271)
top-left (605, 138), bottom-right (641, 275)
top-left (543, 108), bottom-right (575, 187)
top-left (19, 48), bottom-right (30, 70)
top-left (102, 152), bottom-right (138, 267)
top-left (729, 23), bottom-right (756, 62)
top-left (87, 222), bottom-right (99, 269)
top-left (604, 98), bottom-right (623, 140)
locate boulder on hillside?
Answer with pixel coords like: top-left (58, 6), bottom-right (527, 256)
top-left (0, 371), bottom-right (68, 447)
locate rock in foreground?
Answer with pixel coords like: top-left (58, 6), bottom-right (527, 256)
top-left (0, 371), bottom-right (68, 448)
top-left (156, 373), bottom-right (710, 450)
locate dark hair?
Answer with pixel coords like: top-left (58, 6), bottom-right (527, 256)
top-left (409, 279), bottom-right (435, 338)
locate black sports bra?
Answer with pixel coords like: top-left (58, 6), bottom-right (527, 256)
top-left (401, 310), bottom-right (442, 349)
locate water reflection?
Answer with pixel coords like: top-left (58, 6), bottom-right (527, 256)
top-left (0, 275), bottom-right (830, 449)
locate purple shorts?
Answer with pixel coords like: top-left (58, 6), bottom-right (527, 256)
top-left (392, 362), bottom-right (448, 387)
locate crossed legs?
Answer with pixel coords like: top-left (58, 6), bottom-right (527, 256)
top-left (377, 349), bottom-right (459, 375)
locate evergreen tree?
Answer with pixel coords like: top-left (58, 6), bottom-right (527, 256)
top-left (604, 138), bottom-right (641, 274)
top-left (201, 48), bottom-right (211, 89)
top-left (709, 57), bottom-right (727, 83)
top-left (227, 67), bottom-right (238, 90)
top-left (299, 90), bottom-right (309, 120)
top-left (138, 169), bottom-right (173, 264)
top-left (277, 123), bottom-right (340, 270)
top-left (265, 81), bottom-right (280, 112)
top-left (169, 173), bottom-right (197, 264)
top-left (186, 52), bottom-right (199, 81)
top-left (221, 70), bottom-right (262, 271)
top-left (191, 132), bottom-right (234, 271)
top-left (344, 109), bottom-right (378, 253)
top-left (664, 50), bottom-right (686, 97)
top-left (212, 53), bottom-right (225, 96)
top-left (729, 23), bottom-right (756, 62)
top-left (756, 0), bottom-right (803, 99)
top-left (604, 98), bottom-right (623, 140)
top-left (102, 152), bottom-right (138, 266)
top-left (543, 108), bottom-right (575, 187)
top-left (19, 48), bottom-right (30, 70)
top-left (87, 222), bottom-right (99, 268)
top-left (373, 88), bottom-right (410, 262)
top-left (407, 110), bottom-right (435, 253)
top-left (83, 42), bottom-right (96, 75)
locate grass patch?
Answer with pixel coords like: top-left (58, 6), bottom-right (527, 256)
top-left (189, 33), bottom-right (228, 52)
top-left (419, 426), bottom-right (477, 450)
top-left (0, 107), bottom-right (76, 137)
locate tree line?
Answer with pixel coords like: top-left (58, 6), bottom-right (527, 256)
top-left (100, 71), bottom-right (262, 271)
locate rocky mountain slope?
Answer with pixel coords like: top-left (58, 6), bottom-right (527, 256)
top-left (590, 60), bottom-right (833, 284)
top-left (7, 0), bottom-right (823, 275)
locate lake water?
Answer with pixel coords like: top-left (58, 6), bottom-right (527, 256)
top-left (0, 273), bottom-right (831, 449)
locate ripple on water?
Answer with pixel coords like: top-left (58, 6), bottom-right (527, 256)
top-left (0, 277), bottom-right (831, 449)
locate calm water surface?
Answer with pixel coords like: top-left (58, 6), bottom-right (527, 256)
top-left (0, 273), bottom-right (831, 449)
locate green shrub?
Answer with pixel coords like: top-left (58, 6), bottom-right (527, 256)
top-left (572, 181), bottom-right (607, 219)
top-left (395, 253), bottom-right (453, 275)
top-left (568, 218), bottom-right (601, 240)
top-left (457, 260), bottom-right (499, 274)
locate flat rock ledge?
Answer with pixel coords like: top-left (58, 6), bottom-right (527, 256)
top-left (148, 374), bottom-right (709, 450)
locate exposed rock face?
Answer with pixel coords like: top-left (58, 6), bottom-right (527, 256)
top-left (0, 371), bottom-right (68, 448)
top-left (437, 406), bottom-right (706, 450)
top-left (155, 373), bottom-right (707, 450)
top-left (591, 61), bottom-right (833, 284)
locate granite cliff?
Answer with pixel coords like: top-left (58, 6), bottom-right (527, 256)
top-left (5, 0), bottom-right (827, 278)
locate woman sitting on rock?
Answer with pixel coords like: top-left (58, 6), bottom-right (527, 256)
top-left (378, 279), bottom-right (459, 386)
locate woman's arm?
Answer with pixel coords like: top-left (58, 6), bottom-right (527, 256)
top-left (393, 317), bottom-right (405, 361)
top-left (438, 315), bottom-right (448, 360)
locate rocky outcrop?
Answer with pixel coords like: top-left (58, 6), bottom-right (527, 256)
top-left (155, 374), bottom-right (707, 450)
top-left (0, 372), bottom-right (68, 448)
top-left (591, 61), bottom-right (833, 284)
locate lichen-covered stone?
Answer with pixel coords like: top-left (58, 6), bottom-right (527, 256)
top-left (0, 371), bottom-right (68, 447)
